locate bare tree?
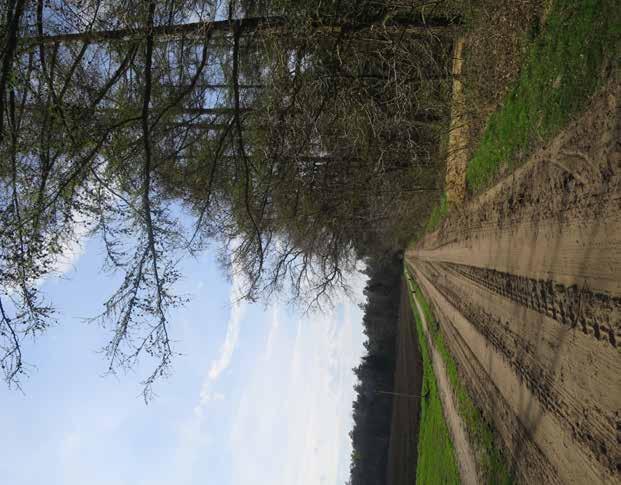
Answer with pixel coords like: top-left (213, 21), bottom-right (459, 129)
top-left (0, 0), bottom-right (458, 396)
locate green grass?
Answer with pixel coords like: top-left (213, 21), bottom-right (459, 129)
top-left (404, 272), bottom-right (461, 485)
top-left (425, 192), bottom-right (449, 233)
top-left (467, 0), bottom-right (621, 192)
top-left (405, 269), bottom-right (514, 485)
top-left (407, 192), bottom-right (447, 247)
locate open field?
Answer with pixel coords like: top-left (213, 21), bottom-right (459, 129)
top-left (386, 279), bottom-right (424, 485)
top-left (390, 269), bottom-right (513, 484)
top-left (407, 76), bottom-right (621, 483)
top-left (426, 0), bottom-right (619, 225)
top-left (396, 2), bottom-right (620, 483)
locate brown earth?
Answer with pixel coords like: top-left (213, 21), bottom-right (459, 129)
top-left (445, 37), bottom-right (468, 207)
top-left (407, 80), bottom-right (621, 485)
top-left (387, 279), bottom-right (424, 485)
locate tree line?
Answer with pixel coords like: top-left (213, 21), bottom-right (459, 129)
top-left (349, 253), bottom-right (402, 485)
top-left (0, 0), bottom-right (459, 397)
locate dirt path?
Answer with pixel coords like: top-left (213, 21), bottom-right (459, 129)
top-left (407, 81), bottom-right (621, 484)
top-left (387, 280), bottom-right (424, 485)
top-left (408, 276), bottom-right (479, 485)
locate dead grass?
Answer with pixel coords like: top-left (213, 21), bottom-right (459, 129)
top-left (444, 37), bottom-right (468, 207)
top-left (461, 0), bottom-right (546, 154)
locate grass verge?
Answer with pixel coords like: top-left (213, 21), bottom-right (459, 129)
top-left (404, 271), bottom-right (461, 485)
top-left (424, 192), bottom-right (449, 233)
top-left (405, 268), bottom-right (514, 484)
top-left (466, 0), bottom-right (620, 191)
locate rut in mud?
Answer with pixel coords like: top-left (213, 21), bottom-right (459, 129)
top-left (407, 81), bottom-right (621, 485)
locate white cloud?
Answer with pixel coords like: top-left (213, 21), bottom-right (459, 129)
top-left (182, 268), bottom-right (245, 421)
top-left (208, 315), bottom-right (241, 381)
top-left (5, 210), bottom-right (92, 295)
top-left (230, 272), bottom-right (367, 485)
top-left (59, 431), bottom-right (82, 463)
top-left (263, 304), bottom-right (281, 360)
top-left (207, 266), bottom-right (247, 381)
top-left (52, 213), bottom-right (90, 276)
top-left (194, 390), bottom-right (225, 417)
top-left (190, 260), bottom-right (247, 424)
top-left (167, 259), bottom-right (367, 485)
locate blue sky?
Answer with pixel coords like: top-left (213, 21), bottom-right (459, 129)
top-left (0, 233), bottom-right (367, 485)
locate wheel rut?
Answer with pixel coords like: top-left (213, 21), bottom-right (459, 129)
top-left (407, 81), bottom-right (621, 484)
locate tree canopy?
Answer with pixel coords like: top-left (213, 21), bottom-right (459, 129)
top-left (0, 0), bottom-right (458, 398)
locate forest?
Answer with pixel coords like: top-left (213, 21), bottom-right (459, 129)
top-left (348, 254), bottom-right (402, 485)
top-left (0, 0), bottom-right (457, 395)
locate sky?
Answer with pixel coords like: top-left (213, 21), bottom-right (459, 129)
top-left (0, 233), bottom-right (367, 485)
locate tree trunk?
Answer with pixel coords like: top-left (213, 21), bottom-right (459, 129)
top-left (24, 17), bottom-right (286, 47)
top-left (23, 14), bottom-right (458, 48)
top-left (0, 0), bottom-right (28, 142)
top-left (160, 82), bottom-right (264, 91)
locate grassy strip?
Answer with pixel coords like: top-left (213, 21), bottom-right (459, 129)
top-left (416, 0), bottom-right (619, 234)
top-left (406, 269), bottom-right (513, 484)
top-left (404, 272), bottom-right (461, 485)
top-left (467, 0), bottom-right (621, 192)
top-left (424, 192), bottom-right (449, 233)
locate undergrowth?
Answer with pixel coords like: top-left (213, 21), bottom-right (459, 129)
top-left (424, 192), bottom-right (449, 233)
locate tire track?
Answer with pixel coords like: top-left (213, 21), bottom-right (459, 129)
top-left (414, 258), bottom-right (620, 479)
top-left (410, 262), bottom-right (615, 484)
top-left (443, 262), bottom-right (620, 347)
top-left (407, 82), bottom-right (621, 483)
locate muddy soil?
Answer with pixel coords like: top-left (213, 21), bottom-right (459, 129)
top-left (407, 80), bottom-right (621, 485)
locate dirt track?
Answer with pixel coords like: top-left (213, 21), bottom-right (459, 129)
top-left (387, 280), bottom-right (423, 485)
top-left (407, 81), bottom-right (621, 484)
